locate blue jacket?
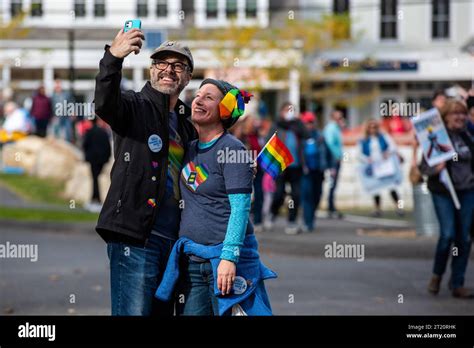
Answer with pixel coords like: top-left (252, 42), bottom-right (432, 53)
top-left (155, 234), bottom-right (277, 316)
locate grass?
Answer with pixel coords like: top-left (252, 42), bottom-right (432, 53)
top-left (0, 173), bottom-right (99, 222)
top-left (0, 173), bottom-right (69, 205)
top-left (0, 206), bottom-right (99, 222)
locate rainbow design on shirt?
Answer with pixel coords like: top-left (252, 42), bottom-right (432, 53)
top-left (181, 161), bottom-right (209, 192)
top-left (167, 139), bottom-right (185, 200)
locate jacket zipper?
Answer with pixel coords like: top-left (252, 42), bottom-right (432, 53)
top-left (145, 96), bottom-right (170, 242)
top-left (114, 161), bottom-right (129, 215)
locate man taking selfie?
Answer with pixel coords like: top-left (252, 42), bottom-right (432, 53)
top-left (94, 27), bottom-right (197, 316)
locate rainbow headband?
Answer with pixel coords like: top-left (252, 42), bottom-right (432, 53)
top-left (219, 88), bottom-right (253, 120)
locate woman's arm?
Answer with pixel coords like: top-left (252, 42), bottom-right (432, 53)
top-left (220, 193), bottom-right (251, 263)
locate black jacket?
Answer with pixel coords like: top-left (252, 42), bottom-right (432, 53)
top-left (94, 48), bottom-right (197, 245)
top-left (83, 125), bottom-right (111, 164)
top-left (268, 119), bottom-right (308, 168)
top-left (419, 129), bottom-right (474, 195)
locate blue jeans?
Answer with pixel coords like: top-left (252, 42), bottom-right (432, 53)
top-left (176, 258), bottom-right (220, 316)
top-left (431, 189), bottom-right (474, 289)
top-left (328, 162), bottom-right (341, 212)
top-left (107, 233), bottom-right (175, 316)
top-left (301, 169), bottom-right (324, 231)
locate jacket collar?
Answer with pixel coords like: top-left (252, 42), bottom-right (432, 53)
top-left (141, 81), bottom-right (168, 110)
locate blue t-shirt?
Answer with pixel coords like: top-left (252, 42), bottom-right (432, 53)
top-left (152, 112), bottom-right (184, 240)
top-left (179, 132), bottom-right (254, 245)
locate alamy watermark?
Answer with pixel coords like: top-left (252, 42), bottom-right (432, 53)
top-left (380, 100), bottom-right (420, 117)
top-left (0, 241), bottom-right (38, 262)
top-left (324, 241), bottom-right (365, 262)
top-left (55, 101), bottom-right (96, 120)
top-left (217, 148), bottom-right (257, 164)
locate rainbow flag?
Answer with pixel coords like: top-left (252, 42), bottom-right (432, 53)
top-left (257, 132), bottom-right (294, 179)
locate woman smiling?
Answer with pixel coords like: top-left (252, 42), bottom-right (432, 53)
top-left (155, 79), bottom-right (276, 315)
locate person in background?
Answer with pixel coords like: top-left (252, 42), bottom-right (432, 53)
top-left (262, 172), bottom-right (276, 231)
top-left (269, 102), bottom-right (307, 235)
top-left (466, 92), bottom-right (474, 137)
top-left (51, 79), bottom-right (75, 143)
top-left (358, 119), bottom-right (404, 217)
top-left (323, 109), bottom-right (345, 219)
top-left (30, 86), bottom-right (52, 137)
top-left (421, 100), bottom-right (474, 299)
top-left (238, 115), bottom-right (266, 232)
top-left (300, 112), bottom-right (328, 232)
top-left (432, 89), bottom-right (447, 111)
top-left (1, 101), bottom-right (32, 134)
top-left (82, 116), bottom-right (111, 213)
top-left (0, 101), bottom-right (34, 143)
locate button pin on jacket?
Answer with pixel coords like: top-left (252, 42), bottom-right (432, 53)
top-left (152, 161), bottom-right (159, 168)
top-left (147, 198), bottom-right (157, 208)
top-left (152, 176), bottom-right (156, 181)
top-left (148, 134), bottom-right (162, 153)
top-left (233, 276), bottom-right (247, 295)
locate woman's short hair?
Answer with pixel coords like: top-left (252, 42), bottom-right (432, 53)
top-left (440, 99), bottom-right (467, 122)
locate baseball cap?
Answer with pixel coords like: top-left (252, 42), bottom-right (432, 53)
top-left (301, 111), bottom-right (316, 123)
top-left (150, 41), bottom-right (194, 72)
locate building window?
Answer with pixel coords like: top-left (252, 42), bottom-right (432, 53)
top-left (94, 0), bottom-right (106, 17)
top-left (333, 0), bottom-right (349, 13)
top-left (226, 0), bottom-right (237, 18)
top-left (432, 0), bottom-right (449, 39)
top-left (156, 0), bottom-right (167, 18)
top-left (10, 0), bottom-right (22, 17)
top-left (245, 0), bottom-right (257, 18)
top-left (380, 0), bottom-right (397, 39)
top-left (137, 0), bottom-right (148, 17)
top-left (31, 0), bottom-right (42, 16)
top-left (206, 0), bottom-right (218, 18)
top-left (74, 0), bottom-right (86, 17)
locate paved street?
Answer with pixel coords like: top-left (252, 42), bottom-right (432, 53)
top-left (1, 217), bottom-right (474, 315)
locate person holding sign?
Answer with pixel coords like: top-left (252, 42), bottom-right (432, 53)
top-left (419, 100), bottom-right (474, 299)
top-left (358, 119), bottom-right (404, 217)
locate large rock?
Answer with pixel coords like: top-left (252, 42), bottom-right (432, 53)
top-left (35, 138), bottom-right (83, 181)
top-left (64, 162), bottom-right (92, 204)
top-left (2, 136), bottom-right (45, 174)
top-left (63, 160), bottom-right (113, 204)
top-left (2, 135), bottom-right (83, 181)
top-left (2, 135), bottom-right (113, 204)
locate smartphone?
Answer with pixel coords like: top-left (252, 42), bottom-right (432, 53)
top-left (124, 19), bottom-right (141, 32)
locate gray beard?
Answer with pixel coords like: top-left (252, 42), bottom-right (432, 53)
top-left (151, 78), bottom-right (184, 96)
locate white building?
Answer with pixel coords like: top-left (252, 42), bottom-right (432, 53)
top-left (0, 0), bottom-right (302, 116)
top-left (300, 0), bottom-right (474, 127)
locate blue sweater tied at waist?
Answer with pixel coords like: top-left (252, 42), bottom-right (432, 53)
top-left (155, 234), bottom-right (277, 316)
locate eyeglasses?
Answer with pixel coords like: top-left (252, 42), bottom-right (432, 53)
top-left (152, 60), bottom-right (189, 73)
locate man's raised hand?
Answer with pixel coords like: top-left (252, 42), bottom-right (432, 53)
top-left (109, 28), bottom-right (145, 59)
